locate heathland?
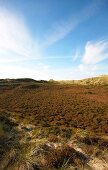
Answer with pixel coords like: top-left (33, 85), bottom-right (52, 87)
top-left (0, 76), bottom-right (108, 170)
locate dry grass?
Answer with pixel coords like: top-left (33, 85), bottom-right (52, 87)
top-left (43, 145), bottom-right (89, 169)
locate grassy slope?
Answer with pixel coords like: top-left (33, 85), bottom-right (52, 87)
top-left (58, 75), bottom-right (108, 85)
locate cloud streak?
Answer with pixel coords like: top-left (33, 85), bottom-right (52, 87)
top-left (0, 8), bottom-right (41, 62)
top-left (43, 0), bottom-right (103, 47)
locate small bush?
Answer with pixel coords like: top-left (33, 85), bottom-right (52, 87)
top-left (44, 145), bottom-right (88, 169)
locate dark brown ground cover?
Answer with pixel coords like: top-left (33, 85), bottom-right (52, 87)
top-left (0, 83), bottom-right (108, 135)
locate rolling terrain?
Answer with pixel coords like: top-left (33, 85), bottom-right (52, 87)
top-left (58, 75), bottom-right (108, 85)
top-left (0, 76), bottom-right (108, 170)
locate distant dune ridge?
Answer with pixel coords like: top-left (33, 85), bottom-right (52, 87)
top-left (0, 75), bottom-right (108, 86)
top-left (58, 75), bottom-right (108, 85)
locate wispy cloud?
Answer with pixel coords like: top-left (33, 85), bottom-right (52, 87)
top-left (0, 8), bottom-right (41, 62)
top-left (76, 39), bottom-right (108, 78)
top-left (72, 49), bottom-right (80, 61)
top-left (43, 0), bottom-right (103, 47)
top-left (82, 40), bottom-right (108, 64)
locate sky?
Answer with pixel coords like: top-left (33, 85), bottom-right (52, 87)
top-left (0, 0), bottom-right (108, 80)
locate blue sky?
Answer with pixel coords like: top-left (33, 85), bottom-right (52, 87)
top-left (0, 0), bottom-right (108, 80)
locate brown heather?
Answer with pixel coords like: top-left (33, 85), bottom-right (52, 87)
top-left (0, 77), bottom-right (108, 170)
